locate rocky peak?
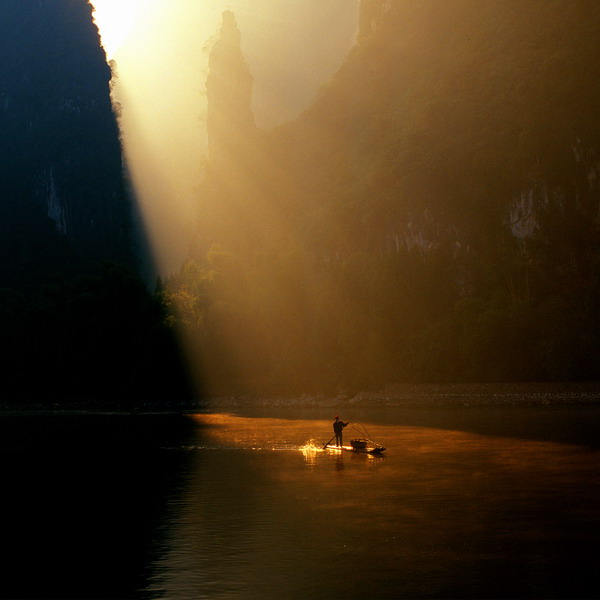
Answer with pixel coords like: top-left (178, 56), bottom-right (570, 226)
top-left (358, 0), bottom-right (392, 41)
top-left (205, 10), bottom-right (256, 167)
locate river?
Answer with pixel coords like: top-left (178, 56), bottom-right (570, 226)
top-left (2, 399), bottom-right (599, 599)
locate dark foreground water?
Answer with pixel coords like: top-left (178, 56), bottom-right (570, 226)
top-left (2, 401), bottom-right (600, 599)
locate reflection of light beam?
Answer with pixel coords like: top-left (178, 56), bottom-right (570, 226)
top-left (190, 414), bottom-right (333, 452)
top-left (300, 440), bottom-right (323, 467)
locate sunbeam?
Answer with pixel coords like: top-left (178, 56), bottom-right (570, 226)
top-left (90, 0), bottom-right (145, 59)
top-left (88, 0), bottom-right (359, 395)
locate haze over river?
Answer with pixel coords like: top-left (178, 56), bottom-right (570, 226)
top-left (3, 391), bottom-right (600, 599)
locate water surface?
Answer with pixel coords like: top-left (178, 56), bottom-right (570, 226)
top-left (2, 405), bottom-right (599, 599)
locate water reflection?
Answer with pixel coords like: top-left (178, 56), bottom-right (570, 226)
top-left (299, 440), bottom-right (322, 467)
top-left (143, 410), bottom-right (600, 599)
top-left (0, 414), bottom-right (196, 600)
top-left (2, 409), bottom-right (597, 599)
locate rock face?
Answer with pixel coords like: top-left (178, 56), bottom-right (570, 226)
top-left (358, 0), bottom-right (392, 40)
top-left (0, 0), bottom-right (132, 286)
top-left (186, 0), bottom-right (600, 391)
top-left (199, 10), bottom-right (266, 255)
top-left (205, 11), bottom-right (256, 170)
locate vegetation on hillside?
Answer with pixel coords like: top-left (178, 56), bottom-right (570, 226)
top-left (171, 0), bottom-right (600, 395)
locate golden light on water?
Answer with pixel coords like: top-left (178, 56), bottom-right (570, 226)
top-left (190, 414), bottom-right (333, 450)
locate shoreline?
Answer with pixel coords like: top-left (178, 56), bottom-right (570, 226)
top-left (202, 381), bottom-right (600, 410)
top-left (2, 382), bottom-right (600, 414)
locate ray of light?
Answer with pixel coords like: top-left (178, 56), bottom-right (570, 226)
top-left (88, 0), bottom-right (360, 397)
top-left (90, 0), bottom-right (145, 59)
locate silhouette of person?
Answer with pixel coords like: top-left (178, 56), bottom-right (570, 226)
top-left (333, 415), bottom-right (349, 447)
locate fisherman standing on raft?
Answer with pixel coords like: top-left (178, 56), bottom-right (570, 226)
top-left (333, 415), bottom-right (349, 447)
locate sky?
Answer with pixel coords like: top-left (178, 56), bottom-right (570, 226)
top-left (90, 0), bottom-right (359, 274)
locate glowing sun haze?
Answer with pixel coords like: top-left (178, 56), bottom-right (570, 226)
top-left (90, 0), bottom-right (147, 59)
top-left (88, 0), bottom-right (359, 396)
top-left (90, 0), bottom-right (359, 274)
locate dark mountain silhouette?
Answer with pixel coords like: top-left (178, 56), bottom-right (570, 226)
top-left (0, 0), bottom-right (193, 406)
top-left (0, 0), bottom-right (133, 289)
top-left (181, 1), bottom-right (600, 394)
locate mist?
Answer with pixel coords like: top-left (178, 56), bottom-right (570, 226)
top-left (89, 0), bottom-right (600, 396)
top-left (105, 0), bottom-right (359, 274)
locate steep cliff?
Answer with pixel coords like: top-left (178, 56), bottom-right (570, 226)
top-left (198, 10), bottom-right (276, 256)
top-left (0, 0), bottom-right (133, 287)
top-left (287, 1), bottom-right (599, 241)
top-left (205, 10), bottom-right (256, 167)
top-left (0, 1), bottom-right (188, 406)
top-left (184, 0), bottom-right (600, 392)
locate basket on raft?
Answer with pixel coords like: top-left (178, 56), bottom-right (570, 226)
top-left (350, 439), bottom-right (368, 449)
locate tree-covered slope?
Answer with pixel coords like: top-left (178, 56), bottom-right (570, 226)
top-left (277, 0), bottom-right (600, 255)
top-left (183, 1), bottom-right (600, 394)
